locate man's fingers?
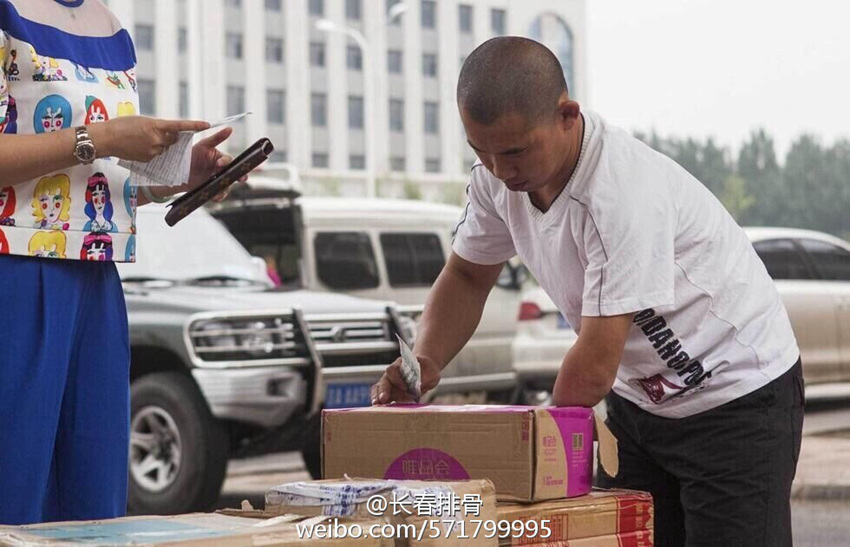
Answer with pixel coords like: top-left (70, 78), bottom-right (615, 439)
top-left (198, 127), bottom-right (233, 149)
top-left (385, 363), bottom-right (408, 394)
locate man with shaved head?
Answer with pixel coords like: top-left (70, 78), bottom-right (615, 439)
top-left (374, 37), bottom-right (802, 546)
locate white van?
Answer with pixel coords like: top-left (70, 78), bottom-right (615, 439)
top-left (209, 183), bottom-right (522, 404)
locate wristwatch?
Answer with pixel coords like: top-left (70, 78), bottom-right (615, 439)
top-left (73, 126), bottom-right (96, 165)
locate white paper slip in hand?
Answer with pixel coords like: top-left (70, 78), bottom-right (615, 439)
top-left (396, 334), bottom-right (422, 402)
top-left (118, 112), bottom-right (252, 187)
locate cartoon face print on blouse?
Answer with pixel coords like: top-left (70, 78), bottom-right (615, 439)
top-left (33, 95), bottom-right (72, 134)
top-left (29, 46), bottom-right (66, 82)
top-left (85, 96), bottom-right (109, 124)
top-left (32, 175), bottom-right (71, 230)
top-left (84, 172), bottom-right (116, 233)
top-left (125, 234), bottom-right (136, 262)
top-left (28, 230), bottom-right (66, 259)
top-left (124, 69), bottom-right (136, 93)
top-left (0, 227), bottom-right (8, 254)
top-left (0, 186), bottom-right (16, 226)
top-left (123, 178), bottom-right (137, 234)
top-left (117, 102), bottom-right (136, 117)
top-left (73, 62), bottom-right (99, 83)
top-left (80, 232), bottom-right (113, 261)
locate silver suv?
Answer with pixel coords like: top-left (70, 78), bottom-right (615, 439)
top-left (118, 205), bottom-right (412, 514)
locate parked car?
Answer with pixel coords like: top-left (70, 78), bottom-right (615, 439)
top-left (511, 227), bottom-right (850, 393)
top-left (118, 205), bottom-right (413, 514)
top-left (208, 182), bottom-right (523, 402)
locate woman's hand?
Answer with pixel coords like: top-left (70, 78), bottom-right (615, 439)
top-left (89, 116), bottom-right (210, 162)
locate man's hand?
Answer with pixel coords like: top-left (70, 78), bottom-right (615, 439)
top-left (371, 355), bottom-right (442, 405)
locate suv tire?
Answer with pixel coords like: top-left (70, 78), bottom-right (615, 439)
top-left (128, 372), bottom-right (229, 514)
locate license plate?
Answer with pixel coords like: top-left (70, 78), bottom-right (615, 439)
top-left (325, 383), bottom-right (373, 409)
top-left (557, 314), bottom-right (570, 329)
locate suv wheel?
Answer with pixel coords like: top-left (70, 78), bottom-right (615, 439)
top-left (128, 372), bottom-right (229, 514)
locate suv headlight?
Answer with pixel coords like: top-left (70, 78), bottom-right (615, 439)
top-left (190, 318), bottom-right (295, 361)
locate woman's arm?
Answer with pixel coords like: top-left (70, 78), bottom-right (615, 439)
top-left (0, 116), bottom-right (210, 187)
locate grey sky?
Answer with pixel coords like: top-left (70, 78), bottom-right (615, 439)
top-left (585, 0), bottom-right (850, 156)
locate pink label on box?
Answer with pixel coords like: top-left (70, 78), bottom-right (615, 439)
top-left (384, 449), bottom-right (470, 481)
top-left (546, 407), bottom-right (594, 497)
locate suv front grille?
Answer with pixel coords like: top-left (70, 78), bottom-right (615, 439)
top-left (305, 311), bottom-right (401, 367)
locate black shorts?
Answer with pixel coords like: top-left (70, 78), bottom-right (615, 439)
top-left (597, 359), bottom-right (805, 547)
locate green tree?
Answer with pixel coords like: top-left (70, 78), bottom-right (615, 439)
top-left (719, 174), bottom-right (756, 221)
top-left (736, 129), bottom-right (785, 226)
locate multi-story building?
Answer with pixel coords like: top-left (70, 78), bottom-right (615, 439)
top-left (107, 0), bottom-right (586, 201)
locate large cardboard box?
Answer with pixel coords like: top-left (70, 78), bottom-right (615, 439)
top-left (322, 405), bottom-right (618, 502)
top-left (0, 513), bottom-right (392, 546)
top-left (495, 488), bottom-right (653, 546)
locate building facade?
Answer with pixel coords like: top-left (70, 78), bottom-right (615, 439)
top-left (106, 0), bottom-right (586, 201)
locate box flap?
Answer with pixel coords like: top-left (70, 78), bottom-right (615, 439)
top-left (594, 413), bottom-right (619, 478)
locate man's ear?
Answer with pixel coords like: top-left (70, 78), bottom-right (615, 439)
top-left (557, 94), bottom-right (580, 131)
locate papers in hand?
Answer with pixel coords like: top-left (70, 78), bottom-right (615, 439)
top-left (118, 112), bottom-right (251, 187)
top-left (396, 334), bottom-right (422, 402)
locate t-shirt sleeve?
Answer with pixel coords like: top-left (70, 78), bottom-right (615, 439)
top-left (0, 32), bottom-right (9, 124)
top-left (580, 189), bottom-right (675, 317)
top-left (451, 167), bottom-right (516, 265)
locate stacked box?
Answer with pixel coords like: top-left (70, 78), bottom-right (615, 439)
top-left (322, 405), bottom-right (617, 502)
top-left (0, 513), bottom-right (393, 546)
top-left (496, 489), bottom-right (653, 546)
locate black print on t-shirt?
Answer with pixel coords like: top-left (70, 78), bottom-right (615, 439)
top-left (632, 308), bottom-right (711, 404)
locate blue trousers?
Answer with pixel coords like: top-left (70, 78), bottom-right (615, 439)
top-left (0, 254), bottom-right (130, 525)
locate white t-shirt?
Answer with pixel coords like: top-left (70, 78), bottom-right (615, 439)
top-left (452, 110), bottom-right (799, 418)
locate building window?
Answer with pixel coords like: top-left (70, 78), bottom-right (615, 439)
top-left (135, 24), bottom-right (154, 51)
top-left (225, 33), bottom-right (243, 59)
top-left (179, 81), bottom-right (188, 118)
top-left (224, 0), bottom-right (241, 7)
top-left (459, 5), bottom-right (473, 33)
top-left (390, 156), bottom-right (406, 172)
top-left (389, 99), bottom-right (404, 131)
top-left (387, 50), bottom-right (403, 74)
top-left (345, 0), bottom-right (361, 21)
top-left (424, 102), bottom-right (439, 134)
top-left (312, 153), bottom-right (329, 168)
top-left (267, 89), bottom-right (285, 124)
top-left (350, 155), bottom-right (366, 170)
top-left (309, 0), bottom-right (323, 16)
top-left (227, 85), bottom-right (245, 116)
top-left (348, 96), bottom-right (364, 129)
top-left (387, 0), bottom-right (402, 26)
top-left (421, 0), bottom-right (436, 29)
top-left (311, 93), bottom-right (327, 127)
top-left (266, 38), bottom-right (284, 63)
top-left (265, 0), bottom-right (282, 11)
top-left (178, 27), bottom-right (187, 53)
top-left (425, 158), bottom-right (441, 173)
top-left (138, 79), bottom-right (155, 115)
top-left (310, 42), bottom-right (326, 67)
top-left (422, 53), bottom-right (438, 78)
top-left (347, 45), bottom-right (362, 71)
top-left (491, 9), bottom-right (506, 35)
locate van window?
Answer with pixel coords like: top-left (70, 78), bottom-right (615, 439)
top-left (753, 239), bottom-right (812, 280)
top-left (380, 233), bottom-right (445, 287)
top-left (315, 232), bottom-right (380, 290)
top-left (798, 239), bottom-right (850, 281)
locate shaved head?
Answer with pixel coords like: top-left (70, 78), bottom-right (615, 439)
top-left (458, 36), bottom-right (568, 126)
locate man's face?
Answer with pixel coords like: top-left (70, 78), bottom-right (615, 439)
top-left (461, 109), bottom-right (567, 194)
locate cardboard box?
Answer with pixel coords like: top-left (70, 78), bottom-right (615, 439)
top-left (322, 405), bottom-right (618, 502)
top-left (257, 478), bottom-right (499, 547)
top-left (0, 513), bottom-right (392, 546)
top-left (495, 488), bottom-right (653, 546)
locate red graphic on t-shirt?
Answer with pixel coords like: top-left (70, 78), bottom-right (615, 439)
top-left (637, 374), bottom-right (684, 404)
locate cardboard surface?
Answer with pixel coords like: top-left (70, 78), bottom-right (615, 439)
top-left (322, 405), bottom-right (613, 502)
top-left (0, 513), bottom-right (392, 546)
top-left (496, 488), bottom-right (653, 545)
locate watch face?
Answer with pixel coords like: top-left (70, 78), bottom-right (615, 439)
top-left (77, 143), bottom-right (96, 163)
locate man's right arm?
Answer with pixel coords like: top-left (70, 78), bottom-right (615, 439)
top-left (371, 252), bottom-right (504, 404)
